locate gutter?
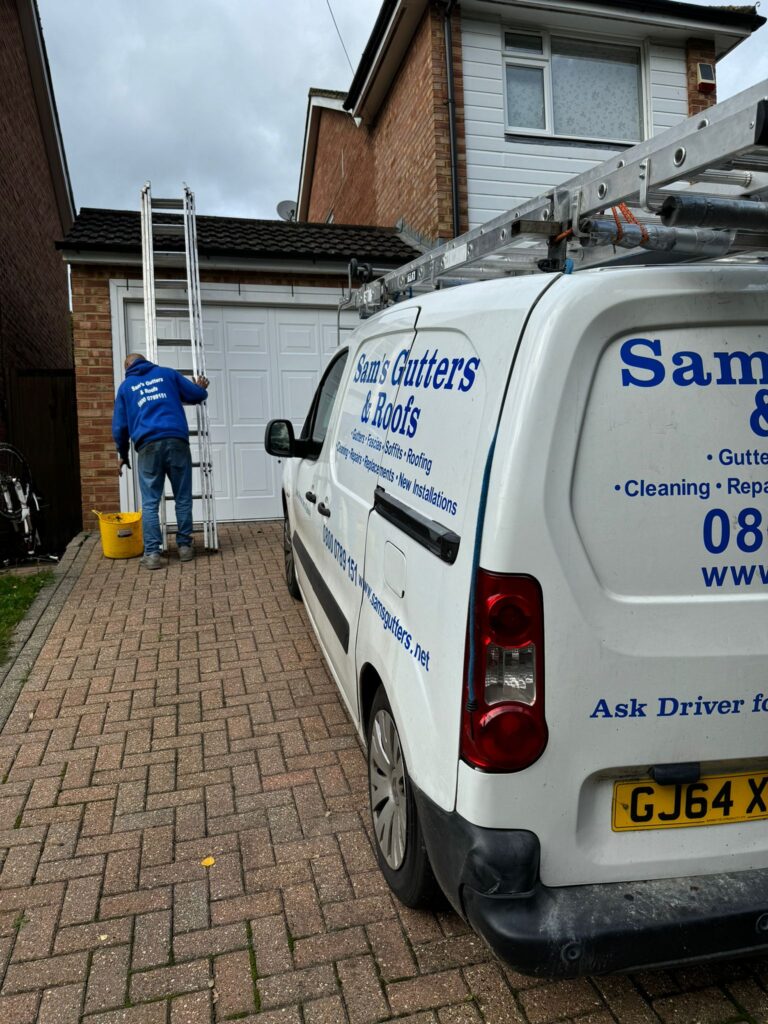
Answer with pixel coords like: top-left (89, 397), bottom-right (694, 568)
top-left (57, 250), bottom-right (409, 278)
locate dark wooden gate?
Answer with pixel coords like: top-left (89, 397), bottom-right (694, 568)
top-left (7, 369), bottom-right (82, 555)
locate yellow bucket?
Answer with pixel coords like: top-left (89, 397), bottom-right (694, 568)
top-left (92, 510), bottom-right (143, 559)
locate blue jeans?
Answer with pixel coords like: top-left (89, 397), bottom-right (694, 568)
top-left (137, 438), bottom-right (193, 553)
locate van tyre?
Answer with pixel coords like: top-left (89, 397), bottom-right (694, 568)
top-left (283, 510), bottom-right (301, 600)
top-left (367, 687), bottom-right (441, 908)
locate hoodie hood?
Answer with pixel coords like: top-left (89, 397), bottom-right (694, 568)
top-left (125, 357), bottom-right (157, 378)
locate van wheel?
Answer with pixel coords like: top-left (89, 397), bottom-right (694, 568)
top-left (367, 687), bottom-right (440, 908)
top-left (283, 511), bottom-right (301, 600)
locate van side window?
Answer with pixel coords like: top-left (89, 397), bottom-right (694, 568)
top-left (301, 349), bottom-right (348, 454)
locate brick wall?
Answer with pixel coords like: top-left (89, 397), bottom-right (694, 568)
top-left (0, 0), bottom-right (72, 424)
top-left (686, 38), bottom-right (718, 116)
top-left (307, 4), bottom-right (467, 242)
top-left (70, 263), bottom-right (347, 529)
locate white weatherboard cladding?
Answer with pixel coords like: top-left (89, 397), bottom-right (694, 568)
top-left (461, 15), bottom-right (689, 227)
top-left (456, 266), bottom-right (768, 888)
top-left (124, 299), bottom-right (352, 522)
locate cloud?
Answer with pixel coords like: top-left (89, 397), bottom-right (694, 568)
top-left (38, 0), bottom-right (377, 217)
top-left (38, 0), bottom-right (767, 220)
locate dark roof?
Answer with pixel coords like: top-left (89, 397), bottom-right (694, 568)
top-left (57, 208), bottom-right (421, 266)
top-left (344, 0), bottom-right (764, 111)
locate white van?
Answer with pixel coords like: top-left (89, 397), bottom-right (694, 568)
top-left (265, 264), bottom-right (768, 977)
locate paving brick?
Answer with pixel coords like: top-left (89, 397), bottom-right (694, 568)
top-left (0, 990), bottom-right (40, 1024)
top-left (593, 976), bottom-right (661, 1023)
top-left (367, 919), bottom-right (418, 981)
top-left (132, 910), bottom-right (171, 969)
top-left (294, 926), bottom-right (369, 969)
top-left (3, 950), bottom-right (88, 993)
top-left (325, 895), bottom-right (395, 930)
top-left (259, 963), bottom-right (338, 1009)
top-left (54, 916), bottom-right (132, 954)
top-left (462, 963), bottom-right (525, 1024)
top-left (388, 970), bottom-right (470, 1016)
top-left (520, 979), bottom-right (604, 1024)
top-left (213, 948), bottom-right (255, 1019)
top-left (250, 913), bottom-right (294, 976)
top-left (60, 874), bottom-right (101, 925)
top-left (84, 945), bottom-right (130, 1014)
top-left (652, 988), bottom-right (743, 1024)
top-left (170, 990), bottom-right (212, 1024)
top-left (283, 882), bottom-right (324, 938)
top-left (210, 891), bottom-right (281, 925)
top-left (338, 953), bottom-right (390, 1023)
top-left (10, 902), bottom-right (60, 961)
top-left (305, 995), bottom-right (351, 1024)
top-left (174, 920), bottom-right (248, 960)
top-left (173, 879), bottom-right (209, 933)
top-left (82, 1006), bottom-right (167, 1024)
top-left (38, 982), bottom-right (84, 1024)
top-left (129, 959), bottom-right (211, 1002)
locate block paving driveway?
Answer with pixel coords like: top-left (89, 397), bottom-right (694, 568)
top-left (0, 522), bottom-right (767, 1024)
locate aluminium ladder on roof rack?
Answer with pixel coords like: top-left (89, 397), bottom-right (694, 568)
top-left (356, 79), bottom-right (768, 317)
top-left (139, 184), bottom-right (218, 551)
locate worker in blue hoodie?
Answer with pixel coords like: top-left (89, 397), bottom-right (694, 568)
top-left (112, 353), bottom-right (209, 569)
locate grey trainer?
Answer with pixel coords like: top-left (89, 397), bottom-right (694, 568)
top-left (178, 545), bottom-right (194, 562)
top-left (140, 552), bottom-right (165, 570)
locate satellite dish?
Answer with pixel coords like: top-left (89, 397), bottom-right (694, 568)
top-left (277, 200), bottom-right (297, 222)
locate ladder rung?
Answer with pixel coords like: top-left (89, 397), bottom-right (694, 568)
top-left (153, 223), bottom-right (185, 235)
top-left (154, 279), bottom-right (187, 289)
top-left (151, 198), bottom-right (184, 209)
top-left (156, 338), bottom-right (192, 346)
top-left (156, 308), bottom-right (188, 317)
top-left (165, 494), bottom-right (204, 501)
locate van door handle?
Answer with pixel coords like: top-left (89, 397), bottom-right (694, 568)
top-left (317, 502), bottom-right (331, 517)
top-left (305, 491), bottom-right (317, 503)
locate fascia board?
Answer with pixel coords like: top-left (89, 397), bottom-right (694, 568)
top-left (465, 0), bottom-right (756, 40)
top-left (349, 0), bottom-right (430, 126)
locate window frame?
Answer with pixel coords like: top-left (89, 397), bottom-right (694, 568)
top-left (299, 347), bottom-right (349, 461)
top-left (502, 26), bottom-right (649, 146)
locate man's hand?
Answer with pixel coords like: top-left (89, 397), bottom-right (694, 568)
top-left (194, 375), bottom-right (209, 390)
top-left (118, 456), bottom-right (131, 477)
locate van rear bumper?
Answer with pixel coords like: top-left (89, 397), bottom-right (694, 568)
top-left (413, 785), bottom-right (768, 978)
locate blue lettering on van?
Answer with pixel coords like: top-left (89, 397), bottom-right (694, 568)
top-left (620, 339), bottom-right (768, 436)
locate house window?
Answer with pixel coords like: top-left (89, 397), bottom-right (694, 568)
top-left (503, 31), bottom-right (644, 144)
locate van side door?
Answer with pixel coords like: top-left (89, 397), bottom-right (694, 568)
top-left (289, 349), bottom-right (349, 646)
top-left (318, 309), bottom-right (420, 721)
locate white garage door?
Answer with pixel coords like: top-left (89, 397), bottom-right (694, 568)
top-left (125, 302), bottom-right (351, 521)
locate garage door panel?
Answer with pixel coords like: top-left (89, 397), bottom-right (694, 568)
top-left (224, 314), bottom-right (269, 354)
top-left (277, 320), bottom-right (321, 356)
top-left (201, 314), bottom-right (224, 354)
top-left (230, 372), bottom-right (270, 427)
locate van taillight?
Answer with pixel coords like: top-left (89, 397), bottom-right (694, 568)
top-left (461, 571), bottom-right (548, 772)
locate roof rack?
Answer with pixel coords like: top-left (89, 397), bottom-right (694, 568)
top-left (355, 79), bottom-right (768, 318)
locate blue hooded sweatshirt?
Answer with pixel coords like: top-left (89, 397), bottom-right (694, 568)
top-left (112, 357), bottom-right (208, 459)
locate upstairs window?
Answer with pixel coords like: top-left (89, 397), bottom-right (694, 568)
top-left (503, 31), bottom-right (644, 144)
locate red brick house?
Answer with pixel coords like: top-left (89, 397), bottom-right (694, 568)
top-left (57, 211), bottom-right (418, 527)
top-left (298, 0), bottom-right (764, 243)
top-left (0, 0), bottom-right (78, 550)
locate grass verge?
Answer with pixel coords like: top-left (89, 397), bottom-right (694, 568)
top-left (0, 571), bottom-right (53, 664)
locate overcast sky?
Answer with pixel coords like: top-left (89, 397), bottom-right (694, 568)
top-left (38, 0), bottom-right (768, 221)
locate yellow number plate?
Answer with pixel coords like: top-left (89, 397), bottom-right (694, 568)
top-left (612, 770), bottom-right (768, 832)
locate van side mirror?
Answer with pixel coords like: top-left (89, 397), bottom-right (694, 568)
top-left (265, 419), bottom-right (296, 458)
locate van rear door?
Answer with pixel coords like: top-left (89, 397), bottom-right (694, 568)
top-left (460, 265), bottom-right (768, 887)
